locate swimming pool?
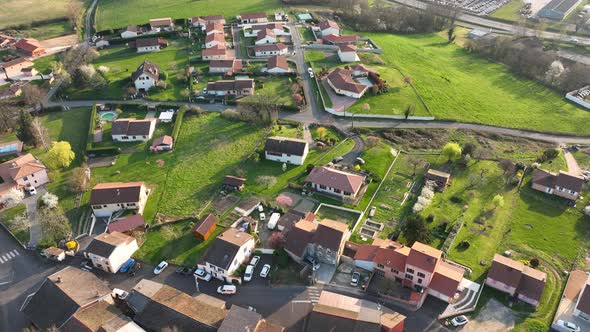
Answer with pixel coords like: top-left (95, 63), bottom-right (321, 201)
top-left (99, 111), bottom-right (117, 121)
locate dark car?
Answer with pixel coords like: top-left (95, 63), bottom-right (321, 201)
top-left (332, 156), bottom-right (344, 163)
top-left (175, 267), bottom-right (194, 275)
top-left (128, 262), bottom-right (142, 276)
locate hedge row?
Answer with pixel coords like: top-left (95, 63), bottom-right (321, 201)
top-left (171, 107), bottom-right (186, 142)
top-left (87, 146), bottom-right (120, 156)
top-left (86, 104), bottom-right (98, 152)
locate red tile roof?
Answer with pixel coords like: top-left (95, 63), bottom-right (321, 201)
top-left (206, 33), bottom-right (225, 44)
top-left (202, 45), bottom-right (227, 57)
top-left (255, 43), bottom-right (287, 53)
top-left (487, 254), bottom-right (524, 288)
top-left (107, 215), bottom-right (145, 233)
top-left (319, 20), bottom-right (340, 31)
top-left (429, 261), bottom-right (464, 298)
top-left (192, 214), bottom-right (218, 236)
top-left (267, 55), bottom-right (288, 70)
top-left (338, 44), bottom-right (357, 52)
top-left (373, 246), bottom-right (409, 272)
top-left (305, 166), bottom-right (366, 193)
top-left (322, 34), bottom-right (359, 44)
top-left (206, 23), bottom-right (224, 34)
top-left (210, 59), bottom-right (242, 71)
top-left (15, 38), bottom-right (44, 53)
top-left (326, 68), bottom-right (368, 94)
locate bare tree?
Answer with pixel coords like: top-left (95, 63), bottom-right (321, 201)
top-left (407, 156), bottom-right (423, 175)
top-left (66, 0), bottom-right (83, 31)
top-left (69, 166), bottom-right (90, 193)
top-left (0, 104), bottom-right (18, 132)
top-left (22, 85), bottom-right (44, 110)
top-left (31, 117), bottom-right (51, 150)
top-left (246, 91), bottom-right (280, 124)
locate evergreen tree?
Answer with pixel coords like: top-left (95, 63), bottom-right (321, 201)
top-left (16, 111), bottom-right (34, 144)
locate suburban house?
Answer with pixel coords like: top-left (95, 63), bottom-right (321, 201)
top-left (277, 210), bottom-right (315, 233)
top-left (190, 15), bottom-right (226, 28)
top-left (350, 64), bottom-right (376, 77)
top-left (121, 25), bottom-right (143, 38)
top-left (425, 169), bottom-right (451, 191)
top-left (234, 197), bottom-right (260, 216)
top-left (255, 43), bottom-right (288, 57)
top-left (0, 83), bottom-right (23, 100)
top-left (209, 59), bottom-right (243, 74)
top-left (266, 55), bottom-right (290, 73)
top-left (191, 213), bottom-right (218, 241)
top-left (198, 227), bottom-right (256, 282)
top-left (326, 68), bottom-right (370, 99)
top-left (61, 297), bottom-right (145, 332)
top-left (15, 38), bottom-right (45, 56)
top-left (319, 20), bottom-right (340, 37)
top-left (571, 270), bottom-right (590, 320)
top-left (149, 17), bottom-right (174, 31)
top-left (202, 45), bottom-right (228, 60)
top-left (306, 291), bottom-right (405, 332)
top-left (131, 60), bottom-right (160, 92)
top-left (84, 232), bottom-right (139, 273)
top-left (206, 22), bottom-right (224, 35)
top-left (22, 267), bottom-right (112, 330)
top-left (264, 136), bottom-right (309, 165)
top-left (218, 305), bottom-right (285, 332)
top-left (244, 23), bottom-right (288, 37)
top-left (255, 29), bottom-right (277, 45)
top-left (107, 215), bottom-right (147, 234)
top-left (95, 36), bottom-right (110, 49)
top-left (206, 79), bottom-right (255, 96)
top-left (285, 218), bottom-right (351, 265)
top-left (0, 33), bottom-right (17, 48)
top-left (305, 166), bottom-right (367, 200)
top-left (485, 254), bottom-right (547, 307)
top-left (223, 175), bottom-right (246, 191)
top-left (322, 34), bottom-right (359, 45)
top-left (0, 153), bottom-right (49, 198)
top-left (112, 118), bottom-right (156, 142)
top-left (90, 181), bottom-right (149, 217)
top-left (125, 279), bottom-right (228, 331)
top-left (337, 44), bottom-right (359, 62)
top-left (0, 58), bottom-right (34, 79)
top-left (131, 37), bottom-right (167, 53)
top-left (150, 135), bottom-right (174, 152)
top-left (238, 12), bottom-right (268, 23)
top-left (532, 168), bottom-right (585, 200)
top-left (205, 32), bottom-right (226, 49)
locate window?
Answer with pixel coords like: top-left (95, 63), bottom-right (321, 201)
top-left (344, 192), bottom-right (351, 196)
top-left (417, 272), bottom-right (425, 278)
top-left (391, 268), bottom-right (398, 274)
top-left (334, 189), bottom-right (341, 194)
top-left (406, 268), bottom-right (414, 274)
top-left (243, 247), bottom-right (247, 252)
top-left (127, 203), bottom-right (136, 207)
top-left (31, 174), bottom-right (34, 177)
top-left (23, 176), bottom-right (28, 181)
top-left (93, 205), bottom-right (101, 209)
top-left (418, 278), bottom-right (423, 284)
top-left (103, 205), bottom-right (107, 208)
top-left (405, 274), bottom-right (413, 280)
top-left (377, 264), bottom-right (384, 269)
top-left (319, 184), bottom-right (327, 190)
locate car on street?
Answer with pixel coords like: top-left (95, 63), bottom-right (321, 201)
top-left (193, 268), bottom-right (212, 281)
top-left (309, 71), bottom-right (314, 78)
top-left (250, 256), bottom-right (260, 267)
top-left (307, 67), bottom-right (313, 74)
top-left (260, 264), bottom-right (271, 278)
top-left (451, 315), bottom-right (469, 327)
top-left (128, 262), bottom-right (141, 276)
top-left (119, 258), bottom-right (135, 273)
top-left (175, 266), bottom-right (194, 275)
top-left (244, 265), bottom-right (254, 282)
top-left (350, 271), bottom-right (361, 287)
top-left (217, 285), bottom-right (237, 295)
top-left (556, 320), bottom-right (580, 332)
top-left (356, 157), bottom-right (365, 165)
top-left (259, 213), bottom-right (266, 221)
top-left (332, 156), bottom-right (343, 163)
top-left (154, 261), bottom-right (168, 275)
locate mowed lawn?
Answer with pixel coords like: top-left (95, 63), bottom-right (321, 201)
top-left (95, 0), bottom-right (282, 31)
top-left (361, 32), bottom-right (590, 134)
top-left (0, 0), bottom-right (75, 29)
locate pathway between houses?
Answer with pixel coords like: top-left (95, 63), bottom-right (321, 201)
top-left (302, 124), bottom-right (313, 146)
top-left (26, 187), bottom-right (47, 247)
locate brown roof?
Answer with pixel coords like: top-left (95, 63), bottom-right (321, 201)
top-left (201, 228), bottom-right (253, 269)
top-left (255, 43), bottom-right (287, 53)
top-left (126, 25), bottom-right (139, 32)
top-left (556, 171), bottom-right (584, 192)
top-left (61, 299), bottom-right (135, 332)
top-left (152, 135), bottom-right (173, 147)
top-left (86, 231), bottom-right (135, 258)
top-left (285, 220), bottom-right (317, 257)
top-left (0, 58), bottom-right (34, 70)
top-left (565, 270), bottom-right (589, 301)
top-left (90, 181), bottom-right (144, 205)
top-left (149, 18), bottom-right (172, 27)
top-left (487, 254), bottom-right (524, 288)
top-left (381, 312), bottom-right (406, 331)
top-left (429, 261), bottom-right (464, 297)
top-left (319, 19), bottom-right (340, 31)
top-left (112, 118), bottom-right (154, 136)
top-left (191, 15), bottom-right (225, 24)
top-left (268, 55), bottom-right (288, 70)
top-left (240, 13), bottom-right (267, 20)
top-left (256, 28), bottom-right (275, 41)
top-left (193, 214), bottom-right (218, 236)
top-left (134, 37), bottom-right (162, 48)
top-left (223, 175), bottom-right (246, 187)
top-left (254, 319), bottom-right (285, 332)
top-left (206, 32), bottom-right (225, 44)
top-left (373, 246), bottom-right (409, 272)
top-left (131, 60), bottom-right (160, 81)
top-left (277, 210), bottom-right (305, 233)
top-left (323, 34), bottom-right (359, 44)
top-left (0, 153), bottom-right (46, 182)
top-left (406, 242), bottom-right (442, 273)
top-left (207, 79), bottom-right (254, 91)
top-left (265, 136), bottom-right (307, 156)
top-left (107, 215), bottom-right (146, 233)
top-left (351, 243), bottom-right (380, 261)
top-left (15, 38), bottom-right (43, 53)
top-left (203, 45), bottom-right (227, 57)
top-left (218, 305), bottom-right (262, 332)
top-left (339, 44), bottom-right (357, 52)
top-left (576, 274), bottom-right (590, 315)
top-left (210, 59), bottom-right (242, 71)
top-left (327, 68), bottom-right (368, 94)
top-left (516, 266), bottom-right (546, 302)
top-left (206, 22), bottom-right (224, 34)
top-left (305, 166), bottom-right (366, 193)
top-left (312, 219), bottom-right (349, 251)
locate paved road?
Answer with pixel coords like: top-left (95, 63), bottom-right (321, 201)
top-left (342, 135), bottom-right (365, 165)
top-left (24, 187), bottom-right (47, 247)
top-left (84, 0), bottom-right (99, 41)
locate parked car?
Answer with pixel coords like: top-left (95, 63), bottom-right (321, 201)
top-left (25, 186), bottom-right (37, 196)
top-left (356, 157), bottom-right (365, 165)
top-left (260, 264), bottom-right (271, 278)
top-left (306, 256), bottom-right (320, 271)
top-left (217, 285), bottom-right (237, 295)
top-left (258, 204), bottom-right (264, 212)
top-left (361, 276), bottom-right (369, 291)
top-left (556, 320), bottom-right (580, 332)
top-left (332, 156), bottom-right (343, 163)
top-left (259, 213), bottom-right (266, 221)
top-left (80, 260), bottom-right (93, 272)
top-left (244, 265), bottom-right (254, 282)
top-left (451, 315), bottom-right (469, 327)
top-left (112, 288), bottom-right (129, 300)
top-left (128, 262), bottom-right (141, 276)
top-left (350, 271), bottom-right (361, 287)
top-left (193, 268), bottom-right (212, 281)
top-left (309, 72), bottom-right (314, 78)
top-left (307, 67), bottom-right (313, 74)
top-left (153, 261), bottom-right (168, 275)
top-left (119, 258), bottom-right (135, 273)
top-left (250, 256), bottom-right (261, 267)
top-left (175, 267), bottom-right (194, 275)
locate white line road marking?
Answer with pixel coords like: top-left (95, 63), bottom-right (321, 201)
top-left (0, 257), bottom-right (4, 264)
top-left (1, 255), bottom-right (8, 261)
top-left (8, 252), bottom-right (15, 258)
top-left (12, 249), bottom-right (19, 256)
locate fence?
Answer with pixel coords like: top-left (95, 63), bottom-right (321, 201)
top-left (323, 107), bottom-right (436, 120)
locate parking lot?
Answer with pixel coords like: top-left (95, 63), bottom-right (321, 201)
top-left (330, 263), bottom-right (371, 290)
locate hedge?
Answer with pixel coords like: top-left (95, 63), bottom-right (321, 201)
top-left (171, 107), bottom-right (186, 142)
top-left (87, 146), bottom-right (120, 156)
top-left (86, 104), bottom-right (98, 152)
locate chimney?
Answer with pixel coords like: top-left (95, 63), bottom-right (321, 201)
top-left (11, 162), bottom-right (16, 167)
top-left (56, 276), bottom-right (62, 283)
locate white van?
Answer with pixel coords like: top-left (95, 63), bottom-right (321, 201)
top-left (267, 213), bottom-right (281, 230)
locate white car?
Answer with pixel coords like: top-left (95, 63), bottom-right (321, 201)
top-left (260, 264), bottom-right (271, 278)
top-left (556, 320), bottom-right (581, 332)
top-left (112, 288), bottom-right (129, 300)
top-left (350, 271), bottom-right (361, 287)
top-left (26, 186), bottom-right (37, 195)
top-left (153, 261), bottom-right (168, 275)
top-left (217, 285), bottom-right (237, 295)
top-left (309, 72), bottom-right (314, 78)
top-left (244, 265), bottom-right (254, 282)
top-left (193, 268), bottom-right (212, 282)
top-left (250, 255), bottom-right (260, 267)
top-left (451, 315), bottom-right (469, 327)
top-left (259, 213), bottom-right (266, 221)
top-left (257, 204), bottom-right (264, 212)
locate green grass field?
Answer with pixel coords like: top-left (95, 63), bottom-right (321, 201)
top-left (0, 204), bottom-right (29, 244)
top-left (95, 0), bottom-right (282, 31)
top-left (0, 0), bottom-right (75, 29)
top-left (490, 0), bottom-right (524, 21)
top-left (357, 32), bottom-right (590, 134)
top-left (14, 21), bottom-right (73, 40)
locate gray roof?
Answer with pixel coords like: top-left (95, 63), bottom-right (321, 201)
top-left (131, 60), bottom-right (159, 82)
top-left (112, 119), bottom-right (154, 136)
top-left (85, 238), bottom-right (116, 258)
top-left (540, 0), bottom-right (580, 14)
top-left (218, 305), bottom-right (261, 332)
top-left (201, 229), bottom-right (252, 270)
top-left (265, 137), bottom-right (307, 156)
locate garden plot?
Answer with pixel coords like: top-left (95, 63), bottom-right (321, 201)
top-left (314, 203), bottom-right (363, 230)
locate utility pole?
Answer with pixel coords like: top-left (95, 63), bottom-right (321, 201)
top-left (194, 276), bottom-right (200, 292)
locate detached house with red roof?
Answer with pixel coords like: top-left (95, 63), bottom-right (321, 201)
top-left (15, 38), bottom-right (45, 56)
top-left (205, 33), bottom-right (226, 49)
top-left (326, 68), bottom-right (370, 99)
top-left (209, 59), bottom-right (242, 74)
top-left (149, 18), bottom-right (174, 31)
top-left (338, 44), bottom-right (359, 62)
top-left (255, 43), bottom-right (288, 57)
top-left (0, 153), bottom-right (48, 199)
top-left (202, 45), bottom-right (228, 61)
top-left (305, 166), bottom-right (367, 200)
top-left (90, 182), bottom-right (149, 217)
top-left (190, 15), bottom-right (226, 29)
top-left (112, 118), bottom-right (157, 142)
top-left (237, 13), bottom-right (268, 24)
top-left (485, 254), bottom-right (547, 307)
top-left (319, 20), bottom-right (340, 37)
top-left (532, 168), bottom-right (585, 200)
top-left (266, 55), bottom-right (290, 74)
top-left (255, 29), bottom-right (277, 45)
top-left (206, 23), bottom-right (225, 36)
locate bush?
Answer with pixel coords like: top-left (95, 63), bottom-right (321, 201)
top-left (273, 249), bottom-right (290, 268)
top-left (171, 107), bottom-right (186, 142)
top-left (426, 214), bottom-right (434, 223)
top-left (458, 241), bottom-right (470, 250)
top-left (159, 71), bottom-right (168, 81)
top-left (530, 258), bottom-right (540, 268)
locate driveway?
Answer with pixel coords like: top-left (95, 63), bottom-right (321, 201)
top-left (342, 135), bottom-right (365, 165)
top-left (563, 148), bottom-right (583, 176)
top-left (24, 187), bottom-right (47, 247)
top-left (460, 298), bottom-right (515, 332)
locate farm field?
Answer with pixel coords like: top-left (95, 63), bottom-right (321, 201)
top-left (0, 0), bottom-right (78, 29)
top-left (13, 21), bottom-right (73, 40)
top-left (357, 32), bottom-right (590, 134)
top-left (489, 0), bottom-right (523, 21)
top-left (95, 0), bottom-right (282, 31)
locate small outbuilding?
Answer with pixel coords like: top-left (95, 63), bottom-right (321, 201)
top-left (425, 169), bottom-right (451, 191)
top-left (192, 213), bottom-right (218, 241)
top-left (223, 175), bottom-right (247, 191)
top-left (151, 135), bottom-right (174, 152)
top-left (42, 247), bottom-right (66, 262)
